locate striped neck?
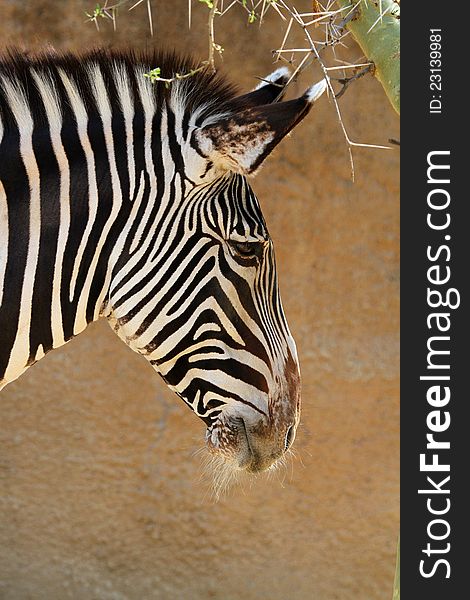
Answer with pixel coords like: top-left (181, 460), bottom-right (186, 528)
top-left (0, 52), bottom-right (213, 382)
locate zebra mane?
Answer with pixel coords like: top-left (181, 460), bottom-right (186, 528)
top-left (0, 47), bottom-right (239, 134)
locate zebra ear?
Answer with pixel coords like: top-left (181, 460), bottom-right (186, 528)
top-left (195, 79), bottom-right (327, 175)
top-left (230, 67), bottom-right (291, 108)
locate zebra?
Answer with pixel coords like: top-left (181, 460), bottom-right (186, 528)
top-left (0, 48), bottom-right (326, 475)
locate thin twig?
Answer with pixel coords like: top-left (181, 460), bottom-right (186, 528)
top-left (275, 17), bottom-right (293, 61)
top-left (208, 0), bottom-right (221, 72)
top-left (146, 0), bottom-right (154, 36)
top-left (333, 64), bottom-right (373, 99)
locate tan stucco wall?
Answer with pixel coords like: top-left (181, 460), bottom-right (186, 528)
top-left (0, 2), bottom-right (399, 599)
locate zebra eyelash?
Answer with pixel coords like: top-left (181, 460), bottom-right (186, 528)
top-left (284, 425), bottom-right (295, 452)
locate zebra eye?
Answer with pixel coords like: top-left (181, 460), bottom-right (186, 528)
top-left (229, 240), bottom-right (261, 259)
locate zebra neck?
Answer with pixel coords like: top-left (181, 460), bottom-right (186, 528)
top-left (0, 106), bottom-right (137, 386)
top-left (0, 49), bottom-right (236, 390)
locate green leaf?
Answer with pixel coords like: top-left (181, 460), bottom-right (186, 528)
top-left (94, 3), bottom-right (105, 18)
top-left (144, 67), bottom-right (162, 83)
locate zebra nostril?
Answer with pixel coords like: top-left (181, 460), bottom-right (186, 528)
top-left (284, 424), bottom-right (296, 452)
top-left (237, 417), bottom-right (251, 446)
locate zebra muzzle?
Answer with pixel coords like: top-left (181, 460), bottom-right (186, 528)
top-left (211, 413), bottom-right (295, 474)
top-left (240, 419), bottom-right (286, 473)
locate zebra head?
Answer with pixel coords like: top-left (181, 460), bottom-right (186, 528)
top-left (108, 64), bottom-right (327, 474)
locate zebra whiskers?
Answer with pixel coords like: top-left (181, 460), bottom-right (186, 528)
top-left (194, 436), bottom-right (297, 500)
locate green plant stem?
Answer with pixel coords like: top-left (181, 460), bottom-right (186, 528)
top-left (393, 535), bottom-right (400, 600)
top-left (335, 0), bottom-right (400, 114)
